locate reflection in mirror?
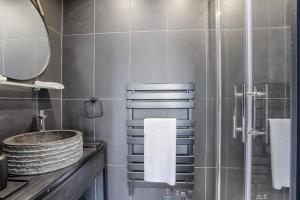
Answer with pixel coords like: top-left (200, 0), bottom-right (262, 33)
top-left (0, 0), bottom-right (51, 80)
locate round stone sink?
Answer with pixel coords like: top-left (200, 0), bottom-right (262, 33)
top-left (2, 130), bottom-right (83, 175)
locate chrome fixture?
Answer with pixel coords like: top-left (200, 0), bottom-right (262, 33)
top-left (233, 84), bottom-right (269, 141)
top-left (38, 109), bottom-right (52, 131)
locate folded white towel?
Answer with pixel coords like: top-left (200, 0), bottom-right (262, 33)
top-left (0, 75), bottom-right (7, 82)
top-left (35, 81), bottom-right (64, 90)
top-left (269, 119), bottom-right (291, 189)
top-left (144, 118), bottom-right (176, 186)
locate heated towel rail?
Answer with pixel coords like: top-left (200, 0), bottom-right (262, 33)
top-left (126, 83), bottom-right (195, 195)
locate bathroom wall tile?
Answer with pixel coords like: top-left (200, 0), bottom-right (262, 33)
top-left (41, 0), bottom-right (62, 33)
top-left (252, 0), bottom-right (285, 28)
top-left (95, 0), bottom-right (130, 33)
top-left (193, 168), bottom-right (216, 200)
top-left (95, 100), bottom-right (127, 165)
top-left (193, 168), bottom-right (206, 200)
top-left (226, 169), bottom-right (244, 200)
top-left (0, 99), bottom-right (36, 145)
top-left (106, 166), bottom-right (130, 200)
top-left (0, 7), bottom-right (2, 41)
top-left (208, 0), bottom-right (216, 29)
top-left (63, 35), bottom-right (94, 99)
top-left (253, 28), bottom-right (285, 84)
top-left (206, 99), bottom-right (216, 167)
top-left (194, 99), bottom-right (206, 167)
top-left (221, 99), bottom-right (244, 168)
top-left (95, 33), bottom-right (129, 99)
top-left (38, 98), bottom-right (62, 130)
top-left (286, 0), bottom-right (291, 27)
top-left (206, 168), bottom-right (216, 200)
top-left (221, 29), bottom-right (245, 98)
top-left (62, 100), bottom-right (95, 140)
top-left (38, 29), bottom-right (62, 98)
top-left (131, 188), bottom-right (166, 200)
top-left (63, 0), bottom-right (94, 34)
top-left (131, 0), bottom-right (167, 31)
top-left (208, 30), bottom-right (216, 98)
top-left (267, 99), bottom-right (286, 118)
top-left (167, 30), bottom-right (206, 98)
top-left (285, 28), bottom-right (291, 96)
top-left (167, 0), bottom-right (207, 30)
top-left (220, 0), bottom-right (244, 29)
top-left (220, 168), bottom-right (227, 199)
top-left (131, 31), bottom-right (167, 83)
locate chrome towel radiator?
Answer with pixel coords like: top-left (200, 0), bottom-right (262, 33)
top-left (126, 83), bottom-right (195, 196)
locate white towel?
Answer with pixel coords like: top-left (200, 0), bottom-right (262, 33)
top-left (0, 75), bottom-right (7, 82)
top-left (144, 118), bottom-right (176, 186)
top-left (269, 119), bottom-right (291, 189)
top-left (35, 81), bottom-right (64, 90)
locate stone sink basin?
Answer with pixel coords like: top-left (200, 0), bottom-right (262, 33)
top-left (2, 130), bottom-right (83, 175)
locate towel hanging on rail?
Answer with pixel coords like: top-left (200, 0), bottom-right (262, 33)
top-left (144, 118), bottom-right (176, 186)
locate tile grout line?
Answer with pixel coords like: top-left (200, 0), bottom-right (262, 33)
top-left (129, 2), bottom-right (132, 199)
top-left (93, 0), bottom-right (96, 142)
top-left (93, 0), bottom-right (96, 199)
top-left (166, 0), bottom-right (169, 196)
top-left (204, 6), bottom-right (209, 199)
top-left (129, 0), bottom-right (132, 85)
top-left (225, 168), bottom-right (228, 200)
top-left (61, 26), bottom-right (292, 37)
top-left (60, 0), bottom-right (64, 131)
top-left (63, 28), bottom-right (211, 37)
top-left (283, 0), bottom-right (288, 120)
top-left (166, 0), bottom-right (169, 83)
top-left (283, 2), bottom-right (287, 199)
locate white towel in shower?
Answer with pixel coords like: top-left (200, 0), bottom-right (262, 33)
top-left (144, 118), bottom-right (176, 186)
top-left (269, 119), bottom-right (291, 189)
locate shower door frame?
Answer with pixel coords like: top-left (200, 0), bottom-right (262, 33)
top-left (291, 0), bottom-right (299, 199)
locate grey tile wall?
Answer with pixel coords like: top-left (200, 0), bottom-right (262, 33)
top-left (62, 0), bottom-right (213, 200)
top-left (95, 33), bottom-right (129, 98)
top-left (63, 0), bottom-right (95, 34)
top-left (95, 0), bottom-right (130, 33)
top-left (131, 0), bottom-right (167, 31)
top-left (63, 35), bottom-right (94, 99)
top-left (131, 31), bottom-right (168, 83)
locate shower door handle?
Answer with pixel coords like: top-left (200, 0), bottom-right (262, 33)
top-left (233, 84), bottom-right (246, 142)
top-left (246, 86), bottom-right (267, 138)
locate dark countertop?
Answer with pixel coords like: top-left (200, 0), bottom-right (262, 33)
top-left (1, 141), bottom-right (106, 200)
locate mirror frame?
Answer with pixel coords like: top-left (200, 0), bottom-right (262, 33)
top-left (4, 0), bottom-right (52, 80)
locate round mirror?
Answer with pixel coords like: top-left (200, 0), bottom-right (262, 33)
top-left (0, 0), bottom-right (51, 80)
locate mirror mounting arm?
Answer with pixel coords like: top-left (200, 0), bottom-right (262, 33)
top-left (35, 0), bottom-right (44, 16)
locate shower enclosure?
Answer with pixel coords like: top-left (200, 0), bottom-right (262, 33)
top-left (213, 0), bottom-right (292, 199)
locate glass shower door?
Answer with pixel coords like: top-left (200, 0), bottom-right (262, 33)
top-left (215, 0), bottom-right (292, 199)
top-left (246, 0), bottom-right (291, 198)
top-left (230, 0), bottom-right (291, 199)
